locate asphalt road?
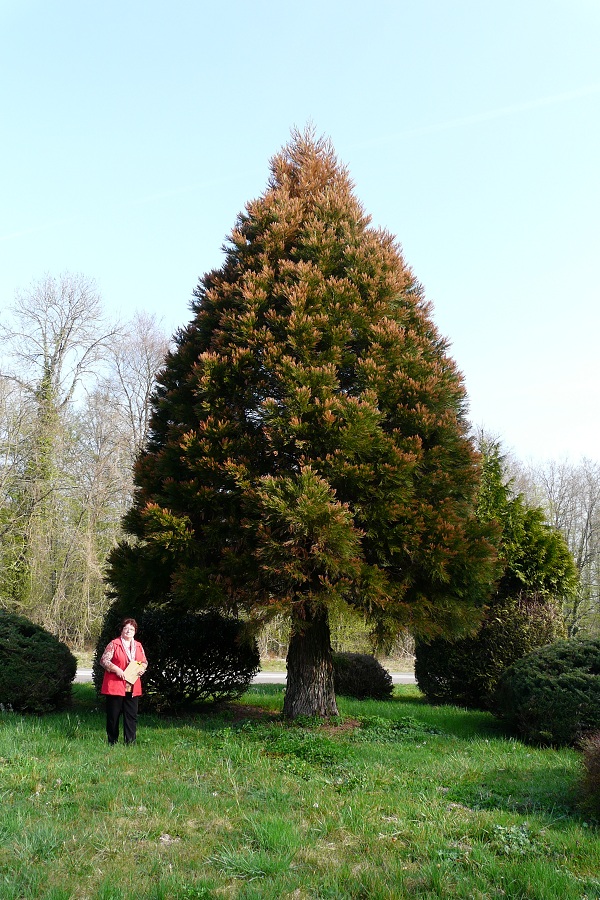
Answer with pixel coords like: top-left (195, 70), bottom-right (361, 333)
top-left (76, 668), bottom-right (416, 685)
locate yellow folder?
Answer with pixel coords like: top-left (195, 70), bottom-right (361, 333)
top-left (123, 660), bottom-right (144, 685)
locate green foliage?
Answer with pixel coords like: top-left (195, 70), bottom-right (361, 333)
top-left (0, 611), bottom-right (76, 712)
top-left (332, 651), bottom-right (393, 700)
top-left (415, 439), bottom-right (574, 710)
top-left (415, 595), bottom-right (565, 710)
top-left (487, 823), bottom-right (539, 857)
top-left (494, 639), bottom-right (600, 745)
top-left (93, 604), bottom-right (259, 710)
top-left (476, 439), bottom-right (577, 600)
top-left (352, 713), bottom-right (441, 742)
top-left (261, 727), bottom-right (344, 767)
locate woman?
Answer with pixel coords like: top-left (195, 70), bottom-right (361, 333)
top-left (100, 618), bottom-right (148, 745)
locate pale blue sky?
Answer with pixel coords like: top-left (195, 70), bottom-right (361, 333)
top-left (1, 0), bottom-right (599, 462)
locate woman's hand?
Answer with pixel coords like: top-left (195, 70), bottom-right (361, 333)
top-left (113, 666), bottom-right (126, 680)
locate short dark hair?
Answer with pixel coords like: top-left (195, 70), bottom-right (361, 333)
top-left (121, 618), bottom-right (138, 633)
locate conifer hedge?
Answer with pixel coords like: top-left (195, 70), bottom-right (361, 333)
top-left (494, 638), bottom-right (600, 745)
top-left (332, 652), bottom-right (393, 700)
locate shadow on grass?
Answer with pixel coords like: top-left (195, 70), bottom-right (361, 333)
top-left (448, 763), bottom-right (583, 820)
top-left (70, 681), bottom-right (511, 745)
top-left (69, 683), bottom-right (281, 737)
top-left (337, 685), bottom-right (511, 742)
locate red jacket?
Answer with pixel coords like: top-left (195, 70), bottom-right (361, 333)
top-left (100, 639), bottom-right (147, 697)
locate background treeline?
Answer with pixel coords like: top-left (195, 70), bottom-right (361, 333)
top-left (512, 457), bottom-right (600, 638)
top-left (1, 272), bottom-right (598, 649)
top-left (0, 274), bottom-right (169, 645)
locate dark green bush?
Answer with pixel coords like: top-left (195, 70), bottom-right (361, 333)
top-left (332, 652), bottom-right (393, 700)
top-left (0, 611), bottom-right (76, 712)
top-left (414, 595), bottom-right (565, 710)
top-left (93, 604), bottom-right (260, 710)
top-left (494, 639), bottom-right (600, 746)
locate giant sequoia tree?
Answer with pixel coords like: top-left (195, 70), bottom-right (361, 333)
top-left (108, 131), bottom-right (496, 717)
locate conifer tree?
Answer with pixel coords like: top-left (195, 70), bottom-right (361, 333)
top-left (108, 130), bottom-right (496, 717)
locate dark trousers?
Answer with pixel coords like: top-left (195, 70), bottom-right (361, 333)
top-left (106, 694), bottom-right (139, 744)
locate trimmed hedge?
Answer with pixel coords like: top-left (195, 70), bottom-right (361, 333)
top-left (93, 604), bottom-right (260, 710)
top-left (332, 652), bottom-right (393, 700)
top-left (494, 638), bottom-right (600, 746)
top-left (414, 595), bottom-right (565, 710)
top-left (0, 611), bottom-right (77, 712)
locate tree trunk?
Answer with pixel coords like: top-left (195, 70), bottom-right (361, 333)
top-left (283, 604), bottom-right (339, 719)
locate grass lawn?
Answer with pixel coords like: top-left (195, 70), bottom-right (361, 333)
top-left (0, 684), bottom-right (598, 899)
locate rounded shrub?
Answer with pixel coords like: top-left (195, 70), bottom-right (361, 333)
top-left (414, 595), bottom-right (565, 710)
top-left (93, 604), bottom-right (260, 710)
top-left (332, 652), bottom-right (393, 700)
top-left (0, 611), bottom-right (77, 712)
top-left (494, 638), bottom-right (600, 746)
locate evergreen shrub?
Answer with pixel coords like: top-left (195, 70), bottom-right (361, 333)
top-left (0, 611), bottom-right (76, 712)
top-left (494, 639), bottom-right (600, 746)
top-left (93, 604), bottom-right (260, 710)
top-left (414, 595), bottom-right (565, 710)
top-left (332, 652), bottom-right (393, 700)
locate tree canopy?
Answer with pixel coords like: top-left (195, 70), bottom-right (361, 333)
top-left (108, 130), bottom-right (497, 716)
top-left (476, 437), bottom-right (577, 602)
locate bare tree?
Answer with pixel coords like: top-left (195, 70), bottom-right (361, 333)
top-left (99, 311), bottom-right (171, 463)
top-left (0, 274), bottom-right (119, 642)
top-left (0, 273), bottom-right (117, 407)
top-left (0, 282), bottom-right (171, 646)
top-left (515, 458), bottom-right (600, 636)
top-left (0, 377), bottom-right (33, 608)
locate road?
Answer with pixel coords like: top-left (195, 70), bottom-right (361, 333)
top-left (75, 669), bottom-right (416, 685)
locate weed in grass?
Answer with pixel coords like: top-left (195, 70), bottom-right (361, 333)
top-left (487, 822), bottom-right (539, 856)
top-left (261, 727), bottom-right (344, 767)
top-left (352, 714), bottom-right (442, 743)
top-left (325, 763), bottom-right (371, 794)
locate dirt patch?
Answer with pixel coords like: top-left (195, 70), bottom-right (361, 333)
top-left (319, 718), bottom-right (361, 736)
top-left (221, 702), bottom-right (280, 722)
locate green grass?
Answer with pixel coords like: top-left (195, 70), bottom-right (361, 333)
top-left (0, 684), bottom-right (598, 899)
